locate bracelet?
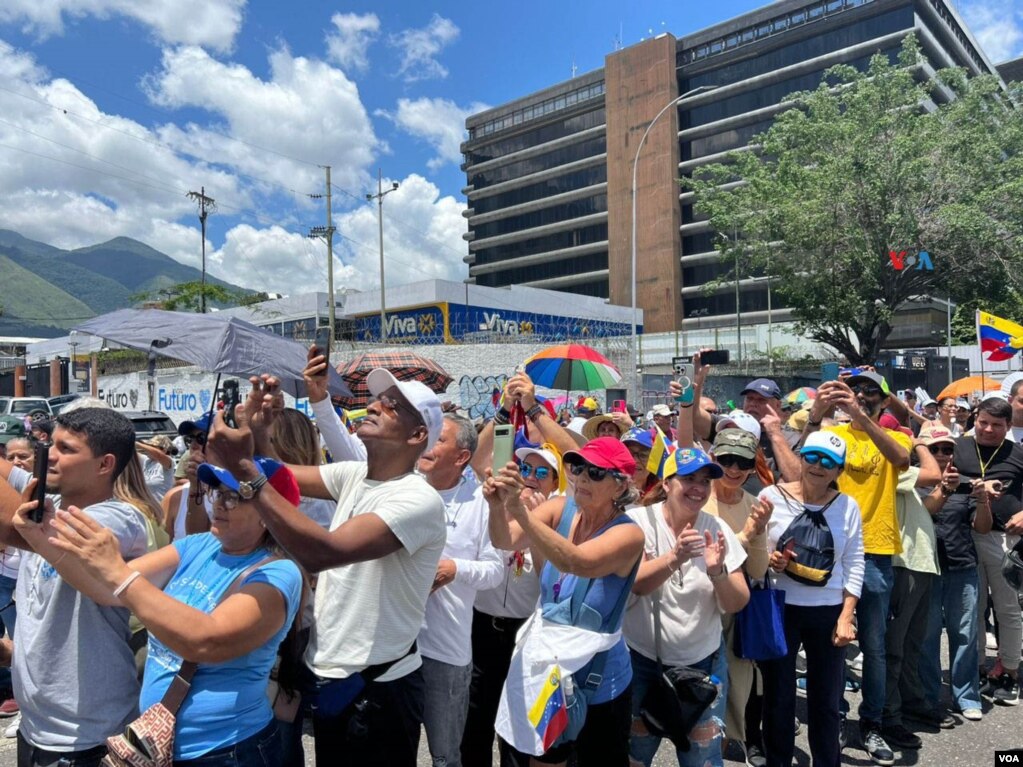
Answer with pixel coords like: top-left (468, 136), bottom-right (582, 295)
top-left (493, 408), bottom-right (511, 425)
top-left (707, 568), bottom-right (728, 581)
top-left (807, 415), bottom-right (823, 426)
top-left (113, 570), bottom-right (142, 598)
top-left (525, 404), bottom-right (544, 422)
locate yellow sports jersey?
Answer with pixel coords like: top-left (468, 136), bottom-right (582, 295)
top-left (826, 423), bottom-right (912, 555)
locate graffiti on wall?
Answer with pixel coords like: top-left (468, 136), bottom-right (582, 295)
top-left (459, 374), bottom-right (509, 420)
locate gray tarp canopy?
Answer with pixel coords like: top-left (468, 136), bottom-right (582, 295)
top-left (75, 308), bottom-right (352, 399)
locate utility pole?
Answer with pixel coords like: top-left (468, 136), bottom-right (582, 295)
top-left (366, 169), bottom-right (399, 342)
top-left (187, 187), bottom-right (216, 313)
top-left (308, 166), bottom-right (337, 343)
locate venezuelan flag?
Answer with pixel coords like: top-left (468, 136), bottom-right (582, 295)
top-left (977, 311), bottom-right (1023, 362)
top-left (646, 425), bottom-right (675, 478)
top-left (528, 665), bottom-right (568, 752)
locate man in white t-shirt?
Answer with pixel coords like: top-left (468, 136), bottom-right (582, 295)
top-left (416, 414), bottom-right (502, 767)
top-left (1009, 380), bottom-right (1023, 445)
top-left (208, 366), bottom-right (446, 767)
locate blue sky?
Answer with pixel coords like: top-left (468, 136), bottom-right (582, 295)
top-left (0, 0), bottom-right (1018, 298)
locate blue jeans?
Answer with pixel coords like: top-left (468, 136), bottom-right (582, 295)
top-left (421, 657), bottom-right (472, 767)
top-left (920, 568), bottom-right (981, 712)
top-left (0, 574), bottom-right (16, 693)
top-left (174, 721), bottom-right (280, 766)
top-left (629, 644), bottom-right (727, 767)
top-left (855, 554), bottom-right (893, 724)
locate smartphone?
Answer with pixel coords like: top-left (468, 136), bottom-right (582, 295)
top-left (839, 367), bottom-right (862, 378)
top-left (612, 399), bottom-right (626, 414)
top-left (492, 424), bottom-right (514, 473)
top-left (313, 326), bottom-right (331, 377)
top-left (222, 379), bottom-right (241, 428)
top-left (674, 362), bottom-right (696, 405)
top-left (953, 481), bottom-right (975, 495)
top-left (30, 442), bottom-right (49, 523)
top-left (700, 349), bottom-right (730, 365)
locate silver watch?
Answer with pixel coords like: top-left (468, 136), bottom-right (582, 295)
top-left (237, 472), bottom-right (269, 500)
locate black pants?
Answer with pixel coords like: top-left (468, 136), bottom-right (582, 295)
top-left (761, 603), bottom-right (845, 767)
top-left (884, 567), bottom-right (935, 725)
top-left (461, 609), bottom-right (527, 767)
top-left (17, 734), bottom-right (106, 767)
top-left (311, 667), bottom-right (425, 767)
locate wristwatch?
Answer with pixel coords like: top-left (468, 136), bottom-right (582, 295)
top-left (237, 472), bottom-right (269, 500)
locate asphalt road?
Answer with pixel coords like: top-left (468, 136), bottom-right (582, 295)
top-left (0, 639), bottom-right (1018, 766)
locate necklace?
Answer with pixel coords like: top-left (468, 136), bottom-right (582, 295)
top-left (975, 440), bottom-right (1005, 478)
top-left (441, 476), bottom-right (466, 528)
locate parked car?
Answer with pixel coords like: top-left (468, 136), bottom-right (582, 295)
top-left (122, 411), bottom-right (179, 444)
top-left (0, 397), bottom-right (52, 417)
top-left (47, 393), bottom-right (86, 415)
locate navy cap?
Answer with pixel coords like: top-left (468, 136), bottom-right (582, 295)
top-left (740, 378), bottom-right (781, 400)
top-left (178, 413), bottom-right (212, 437)
top-left (620, 427), bottom-right (655, 449)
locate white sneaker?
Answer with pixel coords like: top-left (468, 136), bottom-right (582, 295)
top-left (4, 714), bottom-right (19, 738)
top-left (986, 632), bottom-right (998, 651)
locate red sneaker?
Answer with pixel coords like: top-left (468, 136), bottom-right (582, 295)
top-left (0, 699), bottom-right (18, 717)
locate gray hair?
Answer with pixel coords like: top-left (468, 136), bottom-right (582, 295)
top-left (445, 414), bottom-right (478, 456)
top-left (61, 396), bottom-right (111, 413)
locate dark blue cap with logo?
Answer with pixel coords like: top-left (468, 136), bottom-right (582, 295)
top-left (740, 378), bottom-right (781, 400)
top-left (178, 413), bottom-right (212, 437)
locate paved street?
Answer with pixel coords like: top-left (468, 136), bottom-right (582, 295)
top-left (0, 639), bottom-right (1018, 766)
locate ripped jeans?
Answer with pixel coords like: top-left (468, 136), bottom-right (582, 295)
top-left (628, 643), bottom-right (727, 767)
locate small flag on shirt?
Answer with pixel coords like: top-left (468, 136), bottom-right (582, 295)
top-left (528, 665), bottom-right (569, 751)
top-left (646, 425), bottom-right (674, 478)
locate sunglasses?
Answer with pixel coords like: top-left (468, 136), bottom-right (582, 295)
top-left (520, 464), bottom-right (553, 481)
top-left (567, 462), bottom-right (623, 482)
top-left (928, 444), bottom-right (954, 456)
top-left (802, 452), bottom-right (840, 470)
top-left (184, 433), bottom-right (207, 448)
top-left (717, 454), bottom-right (755, 471)
top-left (851, 384), bottom-right (884, 397)
top-left (371, 393), bottom-right (420, 422)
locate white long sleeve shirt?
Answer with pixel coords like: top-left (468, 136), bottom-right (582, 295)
top-left (418, 477), bottom-right (504, 666)
top-left (310, 397), bottom-right (367, 462)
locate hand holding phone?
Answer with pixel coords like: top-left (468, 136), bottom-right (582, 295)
top-left (673, 362), bottom-right (696, 405)
top-left (30, 442), bottom-right (50, 523)
top-left (492, 424), bottom-right (514, 473)
top-left (312, 327), bottom-right (331, 379)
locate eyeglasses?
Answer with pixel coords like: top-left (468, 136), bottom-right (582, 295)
top-left (206, 489), bottom-right (242, 509)
top-left (567, 462), bottom-right (623, 482)
top-left (851, 384), bottom-right (884, 397)
top-left (371, 393), bottom-right (420, 422)
top-left (520, 464), bottom-right (553, 481)
top-left (928, 444), bottom-right (954, 456)
top-left (802, 452), bottom-right (840, 470)
top-left (184, 433), bottom-right (207, 448)
top-left (717, 454), bottom-right (755, 471)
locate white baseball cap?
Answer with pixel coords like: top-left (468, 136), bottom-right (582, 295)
top-left (720, 410), bottom-right (762, 441)
top-left (366, 368), bottom-right (443, 450)
top-left (515, 446), bottom-right (560, 472)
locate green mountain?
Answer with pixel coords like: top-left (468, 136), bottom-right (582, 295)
top-left (0, 230), bottom-right (249, 337)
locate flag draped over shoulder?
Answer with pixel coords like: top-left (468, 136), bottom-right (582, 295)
top-left (978, 311), bottom-right (1023, 362)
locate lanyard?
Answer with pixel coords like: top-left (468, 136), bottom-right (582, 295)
top-left (975, 440), bottom-right (1005, 478)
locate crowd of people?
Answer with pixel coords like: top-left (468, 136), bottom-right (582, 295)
top-left (0, 347), bottom-right (1018, 767)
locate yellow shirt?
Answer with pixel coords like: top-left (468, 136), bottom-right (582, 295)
top-left (826, 423), bottom-right (911, 555)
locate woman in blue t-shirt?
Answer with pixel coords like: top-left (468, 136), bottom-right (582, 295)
top-left (35, 457), bottom-right (303, 767)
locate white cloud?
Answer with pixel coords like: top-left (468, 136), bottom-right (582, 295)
top-left (389, 14), bottom-right (459, 82)
top-left (325, 12), bottom-right (380, 73)
top-left (143, 45), bottom-right (378, 196)
top-left (378, 97), bottom-right (489, 170)
top-left (0, 0), bottom-right (244, 52)
top-left (961, 1), bottom-right (1023, 63)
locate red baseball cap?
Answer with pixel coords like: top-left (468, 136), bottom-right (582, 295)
top-left (563, 436), bottom-right (636, 476)
top-left (879, 413), bottom-right (912, 437)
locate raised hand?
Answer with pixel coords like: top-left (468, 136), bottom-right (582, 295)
top-left (48, 506), bottom-right (128, 588)
top-left (770, 538), bottom-right (797, 573)
top-left (703, 530), bottom-right (727, 574)
top-left (303, 345), bottom-right (330, 404)
top-left (744, 498), bottom-right (773, 538)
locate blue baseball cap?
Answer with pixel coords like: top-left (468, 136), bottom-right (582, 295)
top-left (197, 456), bottom-right (302, 506)
top-left (178, 413), bottom-right (212, 436)
top-left (740, 378), bottom-right (781, 400)
top-left (621, 426), bottom-right (655, 449)
top-left (663, 447), bottom-right (724, 480)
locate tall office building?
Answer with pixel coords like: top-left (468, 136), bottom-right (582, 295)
top-left (461, 0), bottom-right (1001, 342)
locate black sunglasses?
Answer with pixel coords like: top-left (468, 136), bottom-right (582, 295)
top-left (567, 462), bottom-right (623, 482)
top-left (928, 444), bottom-right (954, 456)
top-left (184, 433), bottom-right (207, 448)
top-left (851, 384), bottom-right (884, 397)
top-left (717, 454), bottom-right (755, 471)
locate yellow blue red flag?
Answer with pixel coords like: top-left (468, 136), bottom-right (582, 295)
top-left (646, 424), bottom-right (675, 478)
top-left (528, 665), bottom-right (568, 751)
top-left (977, 311), bottom-right (1023, 362)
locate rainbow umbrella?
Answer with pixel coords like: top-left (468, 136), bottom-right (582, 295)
top-left (784, 386), bottom-right (816, 406)
top-left (523, 344), bottom-right (622, 390)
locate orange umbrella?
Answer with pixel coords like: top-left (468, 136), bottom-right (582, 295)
top-left (936, 376), bottom-right (1001, 401)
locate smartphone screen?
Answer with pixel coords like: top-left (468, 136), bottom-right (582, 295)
top-left (492, 424), bottom-right (514, 473)
top-left (700, 349), bottom-right (730, 365)
top-left (30, 442), bottom-right (49, 523)
top-left (313, 327), bottom-right (331, 377)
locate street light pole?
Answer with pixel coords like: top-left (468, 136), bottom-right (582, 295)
top-left (367, 169), bottom-right (399, 342)
top-left (631, 85), bottom-right (716, 400)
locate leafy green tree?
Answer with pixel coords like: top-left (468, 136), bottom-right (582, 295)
top-left (686, 37), bottom-right (1023, 365)
top-left (131, 281), bottom-right (236, 313)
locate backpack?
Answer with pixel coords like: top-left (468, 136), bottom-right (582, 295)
top-left (775, 487), bottom-right (838, 587)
